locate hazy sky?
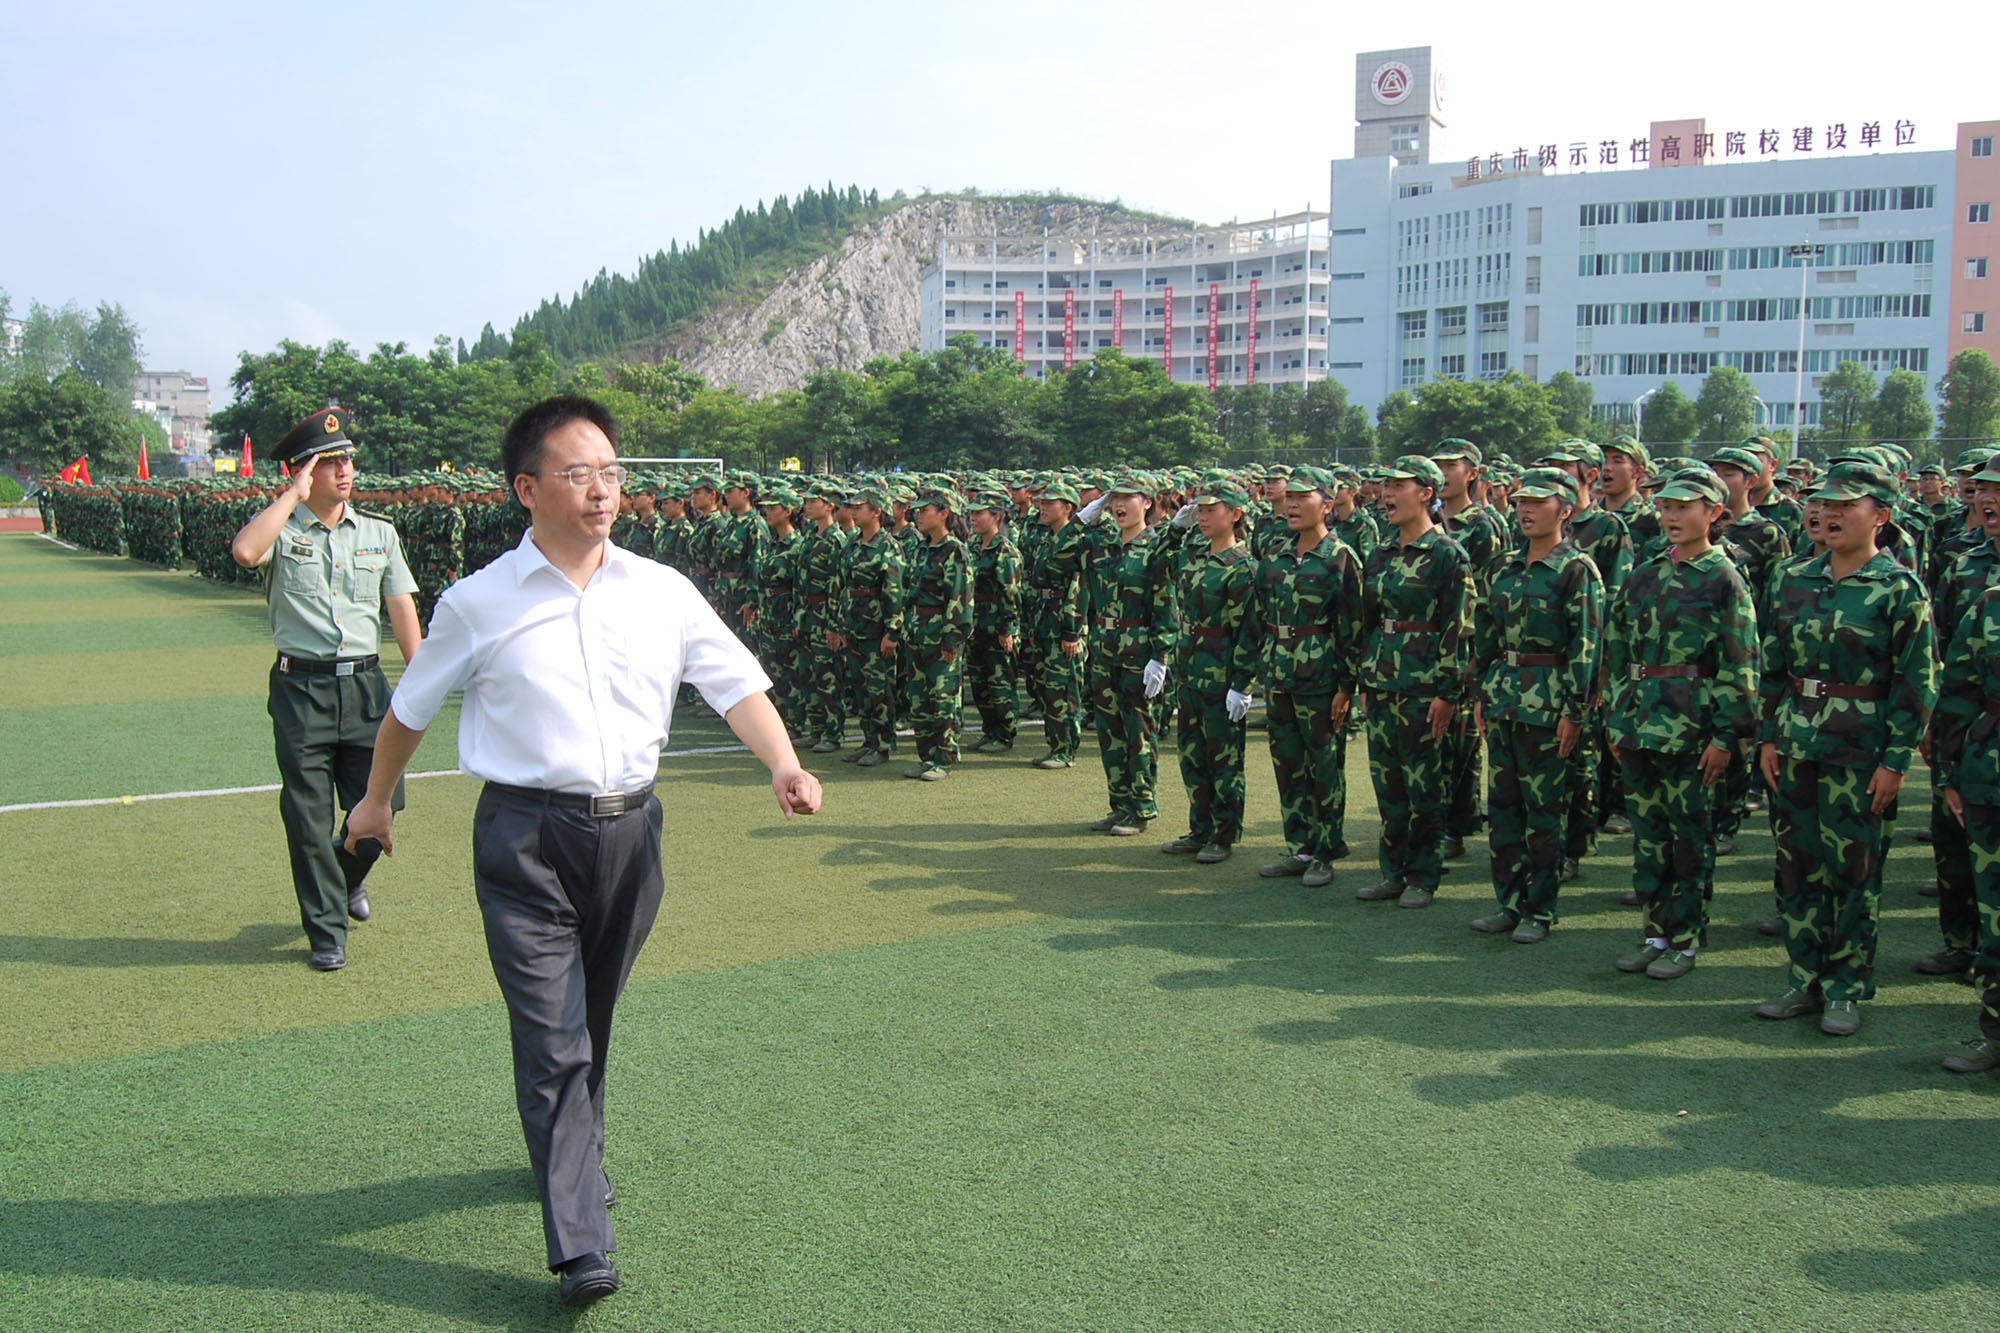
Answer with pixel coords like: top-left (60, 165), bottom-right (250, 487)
top-left (3, 0), bottom-right (1987, 388)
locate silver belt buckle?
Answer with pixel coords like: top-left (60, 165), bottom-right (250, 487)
top-left (335, 661), bottom-right (357, 677)
top-left (1797, 677), bottom-right (1827, 699)
top-left (278, 655), bottom-right (292, 674)
top-left (588, 792), bottom-right (625, 817)
top-left (1629, 664), bottom-right (1644, 681)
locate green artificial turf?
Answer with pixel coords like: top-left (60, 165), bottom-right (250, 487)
top-left (1, 532), bottom-right (1992, 1331)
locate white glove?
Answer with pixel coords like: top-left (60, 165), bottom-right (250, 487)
top-left (1078, 494), bottom-right (1109, 524)
top-left (1226, 689), bottom-right (1252, 722)
top-left (1171, 502), bottom-right (1198, 529)
top-left (1143, 659), bottom-right (1169, 699)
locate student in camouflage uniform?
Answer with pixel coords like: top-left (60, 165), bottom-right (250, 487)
top-left (747, 485), bottom-right (804, 731)
top-left (683, 477), bottom-right (724, 601)
top-left (1010, 475), bottom-right (1051, 719)
top-left (1602, 466), bottom-right (1759, 980)
top-left (1160, 480), bottom-right (1263, 863)
top-left (653, 484), bottom-right (690, 572)
top-left (1754, 460), bottom-right (1938, 1036)
top-left (797, 484), bottom-right (849, 753)
top-left (1252, 467), bottom-right (1365, 886)
top-left (1706, 444), bottom-right (1794, 854)
top-left (1028, 480), bottom-right (1089, 770)
top-left (894, 490), bottom-right (973, 780)
top-left (1600, 435), bottom-right (1664, 565)
top-left (711, 471), bottom-right (765, 634)
top-left (1469, 467), bottom-right (1603, 943)
top-left (1079, 474), bottom-right (1179, 836)
top-left (1356, 455), bottom-right (1473, 908)
top-left (1933, 579), bottom-right (2000, 1072)
top-left (1329, 467), bottom-right (1379, 568)
top-left (965, 493), bottom-right (1023, 754)
top-left (1744, 436), bottom-right (1808, 552)
top-left (1433, 439), bottom-right (1507, 858)
top-left (833, 487), bottom-right (905, 767)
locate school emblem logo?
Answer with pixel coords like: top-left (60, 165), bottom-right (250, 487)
top-left (1371, 61), bottom-right (1412, 107)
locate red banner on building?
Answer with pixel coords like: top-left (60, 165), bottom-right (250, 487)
top-left (1246, 279), bottom-right (1259, 386)
top-left (1207, 283), bottom-right (1220, 389)
top-left (1063, 290), bottom-right (1076, 370)
top-left (1161, 286), bottom-right (1173, 379)
top-left (1014, 290), bottom-right (1026, 362)
top-left (1111, 291), bottom-right (1123, 351)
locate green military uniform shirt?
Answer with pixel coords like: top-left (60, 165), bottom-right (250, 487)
top-left (1604, 546), bottom-right (1758, 756)
top-left (1359, 527), bottom-right (1473, 702)
top-left (1474, 539), bottom-right (1603, 730)
top-left (262, 505), bottom-right (416, 658)
top-left (1255, 533), bottom-right (1363, 698)
top-left (903, 536), bottom-right (973, 654)
top-left (1934, 584), bottom-right (2000, 803)
top-left (1082, 522), bottom-right (1178, 667)
top-left (1175, 541), bottom-right (1263, 695)
top-left (970, 534), bottom-right (1023, 642)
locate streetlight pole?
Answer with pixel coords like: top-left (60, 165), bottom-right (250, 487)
top-left (1752, 394), bottom-right (1770, 443)
top-left (1786, 242), bottom-right (1826, 461)
top-left (1633, 388), bottom-right (1658, 442)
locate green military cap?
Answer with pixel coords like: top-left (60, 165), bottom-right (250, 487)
top-left (1968, 457), bottom-right (2000, 485)
top-left (1284, 465), bottom-right (1337, 496)
top-left (1706, 445), bottom-right (1763, 475)
top-left (1511, 466), bottom-right (1581, 505)
top-left (912, 487), bottom-right (957, 511)
top-left (271, 406), bottom-right (356, 467)
top-left (1916, 463), bottom-right (1946, 477)
top-left (759, 484), bottom-right (801, 508)
top-left (1193, 480), bottom-right (1252, 508)
top-left (1603, 434), bottom-right (1652, 471)
top-left (687, 473), bottom-right (719, 492)
top-left (1379, 454), bottom-right (1447, 491)
top-left (1739, 435), bottom-right (1780, 459)
top-left (1106, 470), bottom-right (1154, 496)
top-left (1266, 463), bottom-right (1294, 479)
top-left (851, 485), bottom-right (891, 509)
top-left (964, 489), bottom-right (1008, 512)
top-left (1534, 439), bottom-right (1586, 466)
top-left (1329, 465), bottom-right (1362, 488)
top-left (723, 469), bottom-right (758, 490)
top-left (1655, 465), bottom-right (1728, 505)
top-left (1875, 441), bottom-right (1913, 467)
top-left (1809, 460), bottom-right (1899, 506)
top-left (1828, 445), bottom-right (1894, 470)
top-left (1955, 446), bottom-right (1998, 474)
top-left (1035, 479), bottom-right (1080, 504)
top-left (1430, 437), bottom-right (1482, 464)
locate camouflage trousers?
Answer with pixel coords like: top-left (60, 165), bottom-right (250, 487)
top-left (1444, 707), bottom-right (1483, 839)
top-left (1016, 628), bottom-right (1046, 717)
top-left (966, 630), bottom-right (1018, 745)
top-left (1364, 692), bottom-right (1450, 892)
top-left (1090, 661), bottom-right (1159, 820)
top-left (1562, 714), bottom-right (1603, 860)
top-left (906, 645), bottom-right (964, 767)
top-left (1933, 788), bottom-right (1979, 951)
top-left (1176, 685), bottom-right (1248, 847)
top-left (1034, 633), bottom-right (1086, 760)
top-left (1714, 745), bottom-right (1756, 842)
top-left (850, 637), bottom-right (899, 756)
top-left (1266, 691), bottom-right (1344, 862)
top-left (801, 630), bottom-right (847, 745)
top-left (1615, 746), bottom-right (1716, 951)
top-left (1963, 801), bottom-right (2000, 1042)
top-left (1772, 757), bottom-right (1886, 1002)
top-left (1596, 735), bottom-right (1629, 831)
top-left (1487, 719), bottom-right (1570, 923)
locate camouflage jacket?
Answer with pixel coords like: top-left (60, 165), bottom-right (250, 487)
top-left (1934, 585), bottom-right (2000, 803)
top-left (683, 509), bottom-right (724, 592)
top-left (1717, 508), bottom-right (1792, 622)
top-left (1081, 521), bottom-right (1178, 667)
top-left (752, 527), bottom-right (804, 641)
top-left (1441, 502), bottom-right (1508, 594)
top-left (1759, 551), bottom-right (1937, 773)
top-left (1473, 539), bottom-right (1603, 729)
top-left (1928, 518), bottom-right (1988, 594)
top-left (902, 535), bottom-right (973, 653)
top-left (1255, 532), bottom-right (1363, 697)
top-left (797, 520), bottom-right (848, 633)
top-left (1333, 506), bottom-right (1378, 568)
top-left (1030, 519), bottom-right (1088, 644)
top-left (1175, 541), bottom-right (1263, 694)
top-left (654, 515), bottom-right (692, 572)
top-left (1564, 506), bottom-right (1634, 598)
top-left (1604, 545), bottom-right (1760, 756)
top-left (1251, 509), bottom-right (1295, 564)
top-left (1604, 493), bottom-right (1666, 567)
top-left (710, 508), bottom-right (764, 615)
top-left (1359, 526), bottom-right (1473, 702)
top-left (1756, 494), bottom-right (1807, 551)
top-left (969, 533), bottom-right (1023, 640)
top-left (1931, 538), bottom-right (2000, 664)
top-left (840, 528), bottom-right (906, 640)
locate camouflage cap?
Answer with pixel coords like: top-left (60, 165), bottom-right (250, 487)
top-left (1603, 434), bottom-right (1653, 471)
top-left (912, 488), bottom-right (958, 511)
top-left (1535, 439), bottom-right (1590, 467)
top-left (1379, 454), bottom-right (1447, 491)
top-left (1916, 463), bottom-right (1946, 477)
top-left (964, 489), bottom-right (1008, 512)
top-left (1969, 457), bottom-right (2000, 486)
top-left (1430, 437), bottom-right (1482, 464)
top-left (687, 473), bottom-right (720, 492)
top-left (1283, 465), bottom-right (1337, 496)
top-left (1706, 445), bottom-right (1763, 476)
top-left (723, 469), bottom-right (758, 491)
top-left (759, 484), bottom-right (802, 509)
top-left (853, 485), bottom-right (892, 509)
top-left (1809, 460), bottom-right (1899, 506)
top-left (1654, 465), bottom-right (1728, 506)
top-left (1329, 465), bottom-right (1362, 489)
top-left (1106, 470), bottom-right (1154, 497)
top-left (1035, 479), bottom-right (1081, 505)
top-left (1510, 466), bottom-right (1581, 505)
top-left (1954, 445), bottom-right (1998, 474)
top-left (1193, 480), bottom-right (1252, 509)
top-left (1265, 463), bottom-right (1294, 479)
top-left (1740, 435), bottom-right (1781, 460)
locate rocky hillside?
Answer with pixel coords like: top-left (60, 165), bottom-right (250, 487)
top-left (643, 197), bottom-right (1190, 398)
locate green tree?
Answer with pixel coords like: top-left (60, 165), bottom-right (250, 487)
top-left (1637, 381), bottom-right (1697, 446)
top-left (1871, 367), bottom-right (1933, 447)
top-left (797, 367), bottom-right (878, 473)
top-left (1692, 365), bottom-right (1760, 444)
top-left (0, 369), bottom-right (144, 475)
top-left (1939, 348), bottom-right (2000, 446)
top-left (1815, 360), bottom-right (1877, 445)
top-left (1333, 402), bottom-right (1378, 464)
top-left (1389, 374), bottom-right (1557, 462)
top-left (1374, 389), bottom-right (1416, 456)
top-left (1300, 378), bottom-right (1350, 453)
top-left (1543, 370), bottom-right (1594, 438)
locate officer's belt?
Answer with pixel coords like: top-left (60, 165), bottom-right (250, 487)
top-left (1789, 676), bottom-right (1888, 701)
top-left (1382, 619), bottom-right (1439, 633)
top-left (1504, 651), bottom-right (1563, 667)
top-left (1630, 664), bottom-right (1710, 680)
top-left (1268, 625), bottom-right (1329, 641)
top-left (277, 654), bottom-right (378, 677)
top-left (489, 782), bottom-right (654, 818)
top-left (1097, 616), bottom-right (1148, 629)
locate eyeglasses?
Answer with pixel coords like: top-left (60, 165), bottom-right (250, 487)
top-left (538, 464), bottom-right (626, 488)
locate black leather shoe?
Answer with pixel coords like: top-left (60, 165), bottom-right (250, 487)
top-left (309, 947), bottom-right (346, 971)
top-left (348, 886), bottom-right (371, 922)
top-left (558, 1252), bottom-right (619, 1307)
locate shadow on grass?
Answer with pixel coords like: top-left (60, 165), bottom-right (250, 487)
top-left (0, 1169), bottom-right (581, 1328)
top-left (1802, 1204), bottom-right (2000, 1291)
top-left (0, 922), bottom-right (307, 968)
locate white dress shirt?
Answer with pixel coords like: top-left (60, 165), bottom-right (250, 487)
top-left (390, 531), bottom-right (771, 793)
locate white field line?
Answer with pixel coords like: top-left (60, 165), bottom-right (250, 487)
top-left (34, 532), bottom-right (79, 551)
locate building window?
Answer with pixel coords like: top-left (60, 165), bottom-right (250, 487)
top-left (1972, 203), bottom-right (1993, 223)
top-left (1975, 137), bottom-right (1995, 158)
top-left (1438, 306), bottom-right (1467, 335)
top-left (1523, 306), bottom-right (1540, 343)
top-left (1332, 272), bottom-right (1366, 281)
top-left (1969, 258), bottom-right (1991, 279)
top-left (1968, 313), bottom-right (1989, 334)
top-left (1522, 354), bottom-right (1539, 381)
top-left (1438, 354), bottom-right (1466, 379)
top-left (1400, 357), bottom-right (1426, 387)
top-left (1478, 303), bottom-right (1509, 333)
top-left (944, 279), bottom-right (957, 289)
top-left (1479, 351), bottom-right (1508, 380)
top-left (1400, 311), bottom-right (1428, 340)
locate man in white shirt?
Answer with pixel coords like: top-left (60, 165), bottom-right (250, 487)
top-left (345, 395), bottom-right (821, 1308)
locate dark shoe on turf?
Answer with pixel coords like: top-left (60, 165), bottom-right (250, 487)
top-left (1600, 813), bottom-right (1632, 835)
top-left (603, 1170), bottom-right (616, 1209)
top-left (1917, 879), bottom-right (1940, 898)
top-left (309, 947), bottom-right (347, 972)
top-left (1714, 833), bottom-right (1737, 857)
top-left (1397, 886), bottom-right (1434, 909)
top-left (1441, 836), bottom-right (1467, 860)
top-left (1195, 842), bottom-right (1232, 864)
top-left (1471, 910), bottom-right (1520, 934)
top-left (1646, 950), bottom-right (1696, 980)
top-left (1108, 816), bottom-right (1149, 837)
top-left (1943, 1039), bottom-right (2000, 1074)
top-left (1300, 859), bottom-right (1335, 889)
top-left (1031, 752), bottom-right (1073, 770)
top-left (1356, 879), bottom-right (1404, 901)
top-left (1819, 1000), bottom-right (1861, 1037)
top-left (347, 886), bottom-right (371, 922)
top-left (809, 739), bottom-right (839, 754)
top-left (1327, 840), bottom-right (1352, 861)
top-left (1259, 855), bottom-right (1310, 878)
top-left (842, 747), bottom-right (869, 764)
top-left (1560, 857), bottom-right (1582, 883)
top-left (973, 736), bottom-right (1014, 754)
top-left (1756, 987), bottom-right (1822, 1020)
top-left (1511, 917), bottom-right (1550, 945)
top-left (558, 1252), bottom-right (619, 1307)
top-left (1913, 825), bottom-right (1934, 845)
top-left (1916, 946), bottom-right (1977, 976)
top-left (854, 749), bottom-right (886, 768)
top-left (1615, 943), bottom-right (1669, 974)
top-left (1618, 887), bottom-right (1642, 908)
top-left (1161, 836), bottom-right (1204, 855)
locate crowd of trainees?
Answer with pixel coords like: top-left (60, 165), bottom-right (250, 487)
top-left (600, 436), bottom-right (2000, 1069)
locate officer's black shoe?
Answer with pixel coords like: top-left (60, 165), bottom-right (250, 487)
top-left (309, 947), bottom-right (347, 971)
top-left (1915, 946), bottom-right (1977, 977)
top-left (348, 886), bottom-right (371, 922)
top-left (557, 1252), bottom-right (619, 1307)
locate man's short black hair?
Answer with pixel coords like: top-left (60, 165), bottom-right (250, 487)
top-left (502, 395), bottom-right (622, 486)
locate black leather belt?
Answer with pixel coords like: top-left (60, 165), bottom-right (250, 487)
top-left (277, 654), bottom-right (378, 676)
top-left (490, 782), bottom-right (655, 817)
top-left (1790, 676), bottom-right (1888, 701)
top-left (1505, 652), bottom-right (1563, 667)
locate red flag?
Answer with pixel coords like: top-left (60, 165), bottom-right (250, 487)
top-left (138, 438), bottom-right (151, 481)
top-left (280, 460), bottom-right (291, 478)
top-left (59, 458), bottom-right (81, 484)
top-left (77, 456), bottom-right (93, 486)
top-left (240, 433), bottom-right (253, 477)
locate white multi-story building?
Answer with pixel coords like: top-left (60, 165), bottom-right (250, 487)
top-left (919, 212), bottom-right (1331, 387)
top-left (131, 369), bottom-right (212, 456)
